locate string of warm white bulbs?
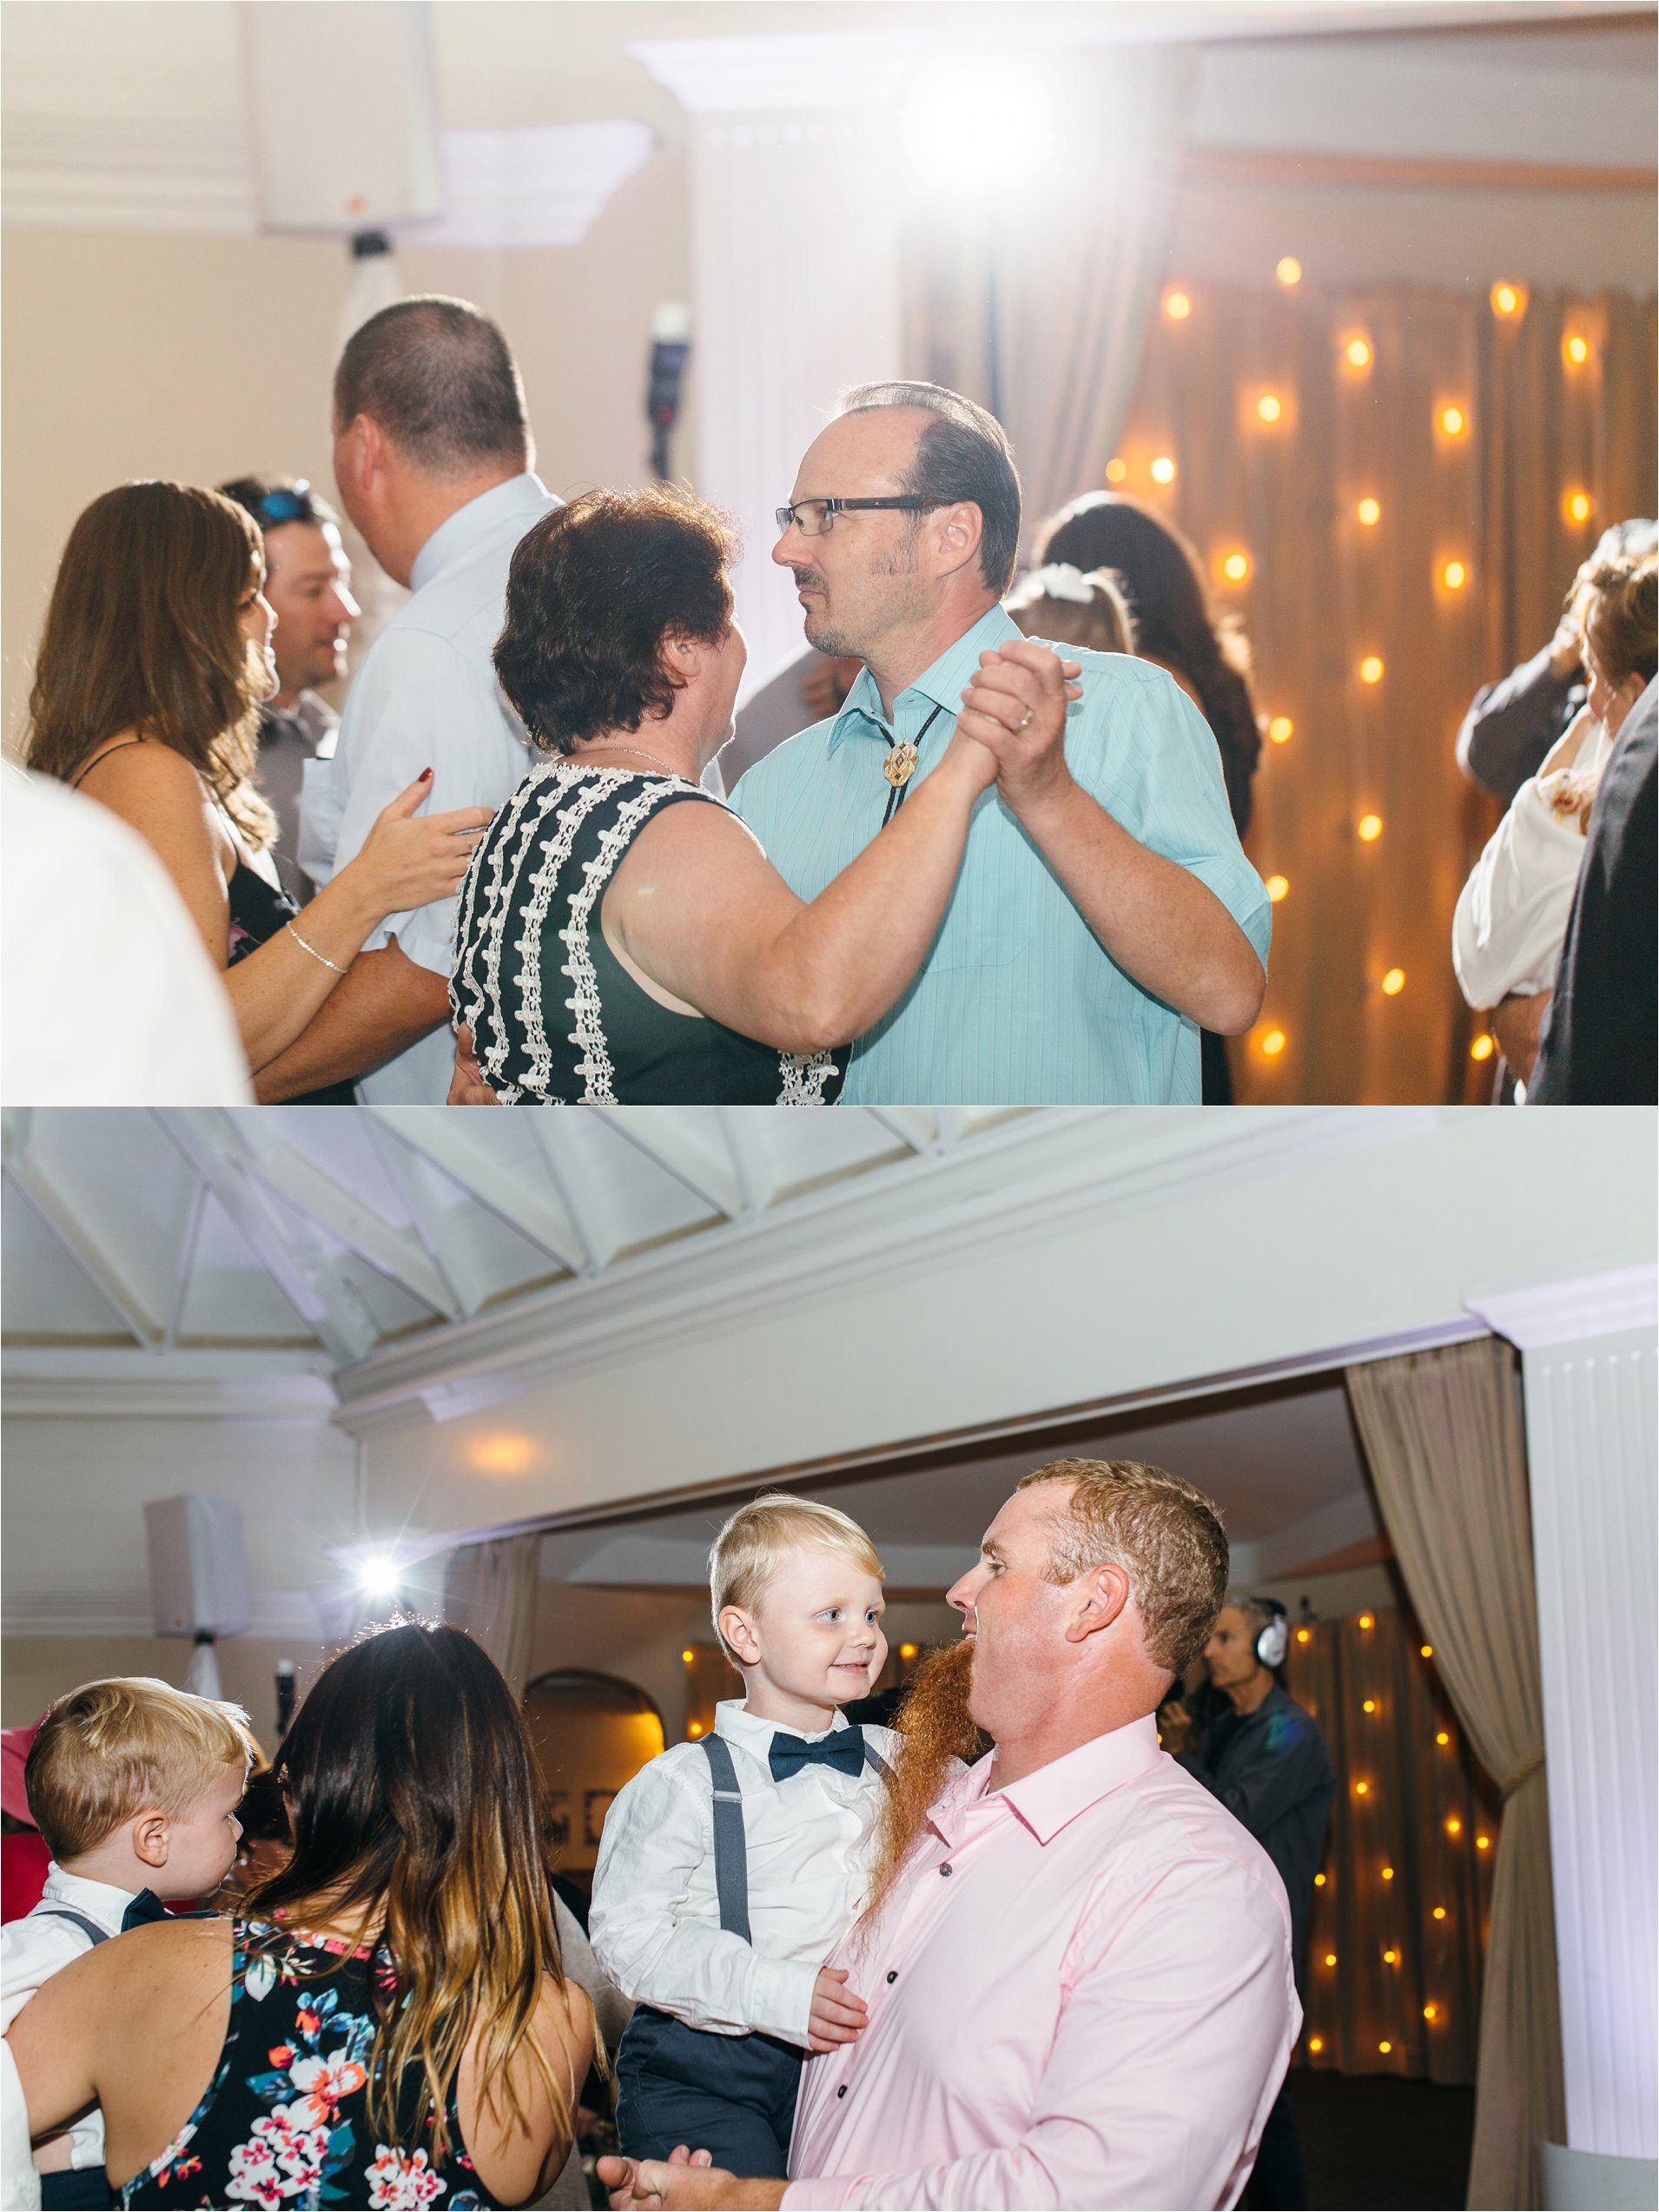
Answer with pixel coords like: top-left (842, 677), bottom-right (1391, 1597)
top-left (1128, 257), bottom-right (1603, 1078)
top-left (1292, 1613), bottom-right (1493, 2067)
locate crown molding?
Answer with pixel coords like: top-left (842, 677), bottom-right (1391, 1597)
top-left (2, 117), bottom-right (652, 245)
top-left (1, 1587), bottom-right (332, 1642)
top-left (426, 122), bottom-right (656, 248)
top-left (333, 1107), bottom-right (1441, 1436)
top-left (2, 116), bottom-right (257, 233)
top-left (2, 1356), bottom-right (337, 1422)
top-left (1464, 1262), bottom-right (1658, 1350)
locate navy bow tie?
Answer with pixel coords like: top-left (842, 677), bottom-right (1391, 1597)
top-left (769, 1727), bottom-right (865, 1784)
top-left (121, 1888), bottom-right (169, 1931)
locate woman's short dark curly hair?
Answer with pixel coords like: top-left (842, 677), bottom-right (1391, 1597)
top-left (494, 486), bottom-right (738, 754)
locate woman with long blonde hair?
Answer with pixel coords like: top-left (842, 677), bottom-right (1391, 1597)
top-left (6, 1622), bottom-right (593, 2208)
top-left (25, 482), bottom-right (491, 1099)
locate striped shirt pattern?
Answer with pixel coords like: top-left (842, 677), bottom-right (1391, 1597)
top-left (730, 604), bottom-right (1271, 1104)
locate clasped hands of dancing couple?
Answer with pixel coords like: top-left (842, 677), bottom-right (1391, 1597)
top-left (446, 631), bottom-right (1083, 1108)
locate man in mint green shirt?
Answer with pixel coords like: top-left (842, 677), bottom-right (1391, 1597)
top-left (730, 382), bottom-right (1270, 1105)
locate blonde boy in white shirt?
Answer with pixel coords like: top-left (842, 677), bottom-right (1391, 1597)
top-left (0, 1679), bottom-right (253, 2207)
top-left (590, 1496), bottom-right (898, 2180)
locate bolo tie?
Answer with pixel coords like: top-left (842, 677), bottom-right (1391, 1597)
top-left (880, 703), bottom-right (947, 827)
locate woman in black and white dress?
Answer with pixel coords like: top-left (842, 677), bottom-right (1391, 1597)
top-left (452, 488), bottom-right (1009, 1105)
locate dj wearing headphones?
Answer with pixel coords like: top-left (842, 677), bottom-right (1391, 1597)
top-left (1162, 1594), bottom-right (1334, 2212)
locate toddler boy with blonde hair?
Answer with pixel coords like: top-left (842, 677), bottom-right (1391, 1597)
top-left (591, 1493), bottom-right (896, 2179)
top-left (0, 1677), bottom-right (253, 2207)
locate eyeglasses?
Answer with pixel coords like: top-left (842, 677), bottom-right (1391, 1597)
top-left (774, 496), bottom-right (943, 538)
top-left (249, 482), bottom-right (314, 529)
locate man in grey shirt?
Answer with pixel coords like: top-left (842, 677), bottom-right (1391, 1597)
top-left (219, 476), bottom-right (358, 903)
top-left (260, 296), bottom-right (558, 1102)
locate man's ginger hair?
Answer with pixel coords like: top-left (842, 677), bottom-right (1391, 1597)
top-left (1017, 1458), bottom-right (1229, 1676)
top-left (24, 1676), bottom-right (254, 1860)
top-left (709, 1492), bottom-right (884, 1663)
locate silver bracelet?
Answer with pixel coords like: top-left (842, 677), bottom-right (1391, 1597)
top-left (285, 921), bottom-right (349, 975)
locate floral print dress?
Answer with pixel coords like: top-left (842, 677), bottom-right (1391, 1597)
top-left (117, 1922), bottom-right (503, 2211)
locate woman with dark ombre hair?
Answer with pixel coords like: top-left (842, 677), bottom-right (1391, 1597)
top-left (24, 481), bottom-right (492, 1100)
top-left (1033, 492), bottom-right (1265, 1103)
top-left (450, 484), bottom-right (1031, 1105)
top-left (6, 1622), bottom-right (593, 2209)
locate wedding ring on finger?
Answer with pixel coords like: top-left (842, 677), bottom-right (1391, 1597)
top-left (1017, 708), bottom-right (1034, 730)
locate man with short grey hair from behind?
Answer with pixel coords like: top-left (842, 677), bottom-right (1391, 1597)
top-left (261, 295), bottom-right (559, 1101)
top-left (730, 383), bottom-right (1271, 1105)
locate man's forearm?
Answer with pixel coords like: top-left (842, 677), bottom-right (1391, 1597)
top-left (253, 941), bottom-right (451, 1099)
top-left (1014, 780), bottom-right (1266, 1033)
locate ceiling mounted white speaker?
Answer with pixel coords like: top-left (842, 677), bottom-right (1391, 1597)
top-left (241, 0), bottom-right (442, 235)
top-left (145, 1495), bottom-right (253, 1640)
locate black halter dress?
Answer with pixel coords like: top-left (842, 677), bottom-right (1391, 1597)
top-left (452, 761), bottom-right (843, 1105)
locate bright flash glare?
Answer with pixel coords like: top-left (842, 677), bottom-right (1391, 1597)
top-left (907, 64), bottom-right (1049, 201)
top-left (355, 1553), bottom-right (402, 1601)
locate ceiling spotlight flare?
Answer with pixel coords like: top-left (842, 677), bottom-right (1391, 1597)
top-left (1490, 281), bottom-right (1527, 320)
top-left (1164, 289), bottom-right (1193, 322)
top-left (1150, 455), bottom-right (1177, 485)
top-left (1563, 332), bottom-right (1592, 367)
top-left (1564, 489), bottom-right (1594, 526)
top-left (1105, 457), bottom-right (1128, 485)
top-left (1345, 335), bottom-right (1372, 371)
top-left (905, 61), bottom-right (1051, 208)
top-left (354, 1551), bottom-right (404, 1602)
top-left (1222, 551), bottom-right (1251, 583)
top-left (1442, 559), bottom-right (1468, 591)
top-left (1268, 716), bottom-right (1293, 745)
top-left (1255, 393), bottom-right (1282, 425)
top-left (1276, 256), bottom-right (1303, 288)
top-left (1356, 498), bottom-right (1381, 527)
top-left (1438, 404), bottom-right (1467, 438)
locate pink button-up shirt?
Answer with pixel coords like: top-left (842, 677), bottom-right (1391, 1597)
top-left (784, 1714), bottom-right (1298, 2210)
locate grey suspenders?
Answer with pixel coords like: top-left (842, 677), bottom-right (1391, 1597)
top-left (700, 1733), bottom-right (753, 1943)
top-left (32, 1906), bottom-right (110, 1946)
top-left (698, 1731), bottom-right (894, 1946)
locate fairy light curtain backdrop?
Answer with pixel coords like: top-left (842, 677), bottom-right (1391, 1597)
top-left (1288, 1606), bottom-right (1497, 2084)
top-left (1091, 276), bottom-right (1656, 1105)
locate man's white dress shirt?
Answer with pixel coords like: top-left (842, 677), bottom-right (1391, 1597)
top-left (298, 472), bottom-right (558, 1102)
top-left (589, 1702), bottom-right (898, 2050)
top-left (2, 1863), bottom-right (141, 2173)
top-left (1453, 720), bottom-right (1612, 1008)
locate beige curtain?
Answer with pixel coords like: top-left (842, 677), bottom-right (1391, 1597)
top-left (442, 1532), bottom-right (543, 1700)
top-left (1345, 1337), bottom-right (1565, 2211)
top-left (901, 44), bottom-right (1195, 545)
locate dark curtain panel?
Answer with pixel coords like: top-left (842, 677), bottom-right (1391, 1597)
top-left (1289, 1608), bottom-right (1497, 2088)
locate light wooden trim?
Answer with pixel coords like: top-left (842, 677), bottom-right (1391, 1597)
top-left (1185, 144), bottom-right (1657, 196)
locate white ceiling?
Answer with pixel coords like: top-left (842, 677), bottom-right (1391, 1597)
top-left (3, 2), bottom-right (1651, 239)
top-left (544, 1366), bottom-right (1384, 1594)
top-left (1, 1103), bottom-right (1034, 1371)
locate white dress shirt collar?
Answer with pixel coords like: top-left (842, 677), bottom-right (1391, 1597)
top-left (410, 472), bottom-right (552, 593)
top-left (714, 1698), bottom-right (856, 1753)
top-left (39, 1860), bottom-right (137, 1935)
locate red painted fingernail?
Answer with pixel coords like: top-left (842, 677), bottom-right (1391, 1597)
top-left (419, 766), bottom-right (433, 780)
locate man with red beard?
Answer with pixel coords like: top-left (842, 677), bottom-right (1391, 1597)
top-left (600, 1459), bottom-right (1299, 2212)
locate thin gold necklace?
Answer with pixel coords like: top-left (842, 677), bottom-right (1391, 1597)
top-left (581, 743), bottom-right (684, 779)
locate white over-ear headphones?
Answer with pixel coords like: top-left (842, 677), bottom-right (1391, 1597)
top-left (1253, 1600), bottom-right (1290, 1670)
